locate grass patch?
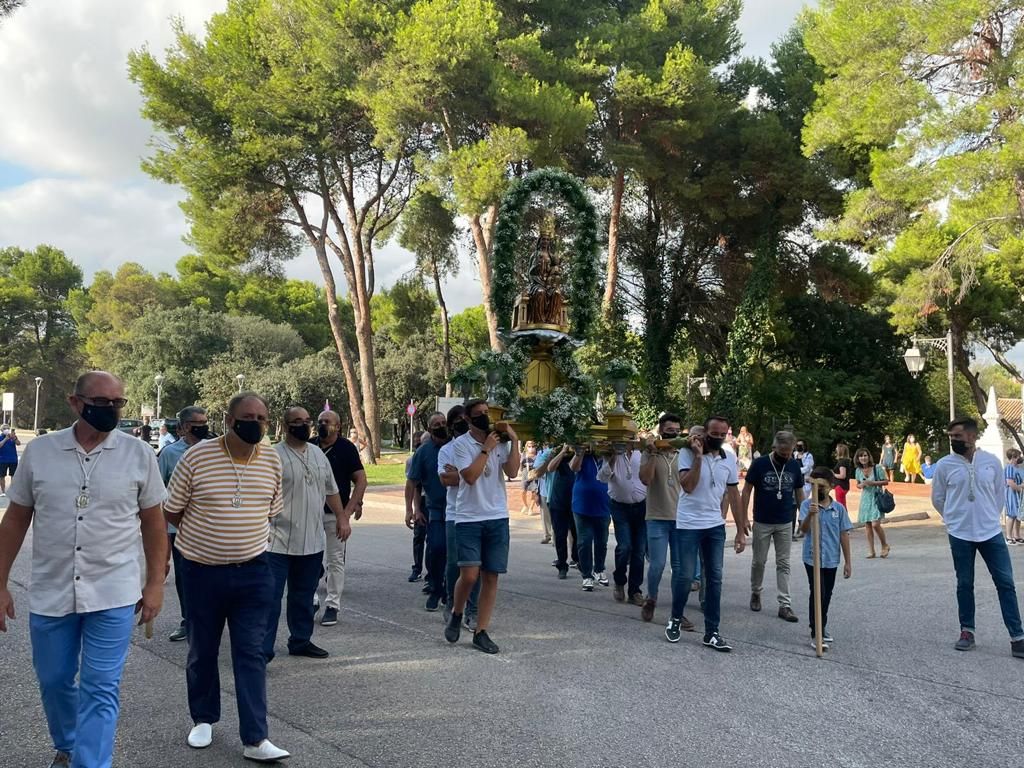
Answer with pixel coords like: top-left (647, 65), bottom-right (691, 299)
top-left (364, 453), bottom-right (411, 486)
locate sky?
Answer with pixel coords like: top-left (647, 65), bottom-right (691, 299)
top-left (0, 0), bottom-right (813, 315)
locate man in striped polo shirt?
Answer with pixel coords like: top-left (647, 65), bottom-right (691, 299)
top-left (163, 392), bottom-right (290, 763)
top-left (264, 406), bottom-right (350, 661)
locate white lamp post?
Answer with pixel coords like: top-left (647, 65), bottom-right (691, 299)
top-left (236, 373), bottom-right (246, 393)
top-left (33, 376), bottom-right (42, 432)
top-left (154, 374), bottom-right (165, 418)
top-left (687, 375), bottom-right (710, 400)
top-left (903, 331), bottom-right (956, 421)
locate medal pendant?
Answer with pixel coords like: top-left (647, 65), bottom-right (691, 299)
top-left (75, 493), bottom-right (90, 509)
top-left (231, 494), bottom-right (243, 508)
top-left (776, 491), bottom-right (782, 500)
top-left (305, 471), bottom-right (314, 485)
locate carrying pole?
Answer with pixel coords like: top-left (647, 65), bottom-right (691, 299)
top-left (810, 478), bottom-right (829, 658)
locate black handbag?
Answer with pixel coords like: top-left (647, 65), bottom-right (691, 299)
top-left (875, 466), bottom-right (896, 515)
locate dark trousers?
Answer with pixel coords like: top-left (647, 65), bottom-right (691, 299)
top-left (574, 513), bottom-right (609, 579)
top-left (551, 504), bottom-right (578, 570)
top-left (948, 533), bottom-right (1024, 638)
top-left (412, 518), bottom-right (427, 576)
top-left (610, 500), bottom-right (647, 595)
top-left (169, 532), bottom-right (187, 622)
top-left (264, 551), bottom-right (323, 660)
top-left (427, 518), bottom-right (447, 598)
top-left (804, 563), bottom-right (837, 634)
top-left (180, 554), bottom-right (272, 746)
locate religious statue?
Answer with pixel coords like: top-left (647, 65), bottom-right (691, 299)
top-left (523, 222), bottom-right (566, 328)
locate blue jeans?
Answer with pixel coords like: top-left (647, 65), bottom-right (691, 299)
top-left (671, 525), bottom-right (726, 637)
top-left (574, 513), bottom-right (610, 579)
top-left (645, 519), bottom-right (676, 602)
top-left (948, 533), bottom-right (1024, 639)
top-left (181, 554), bottom-right (273, 746)
top-left (30, 605), bottom-right (135, 768)
top-left (610, 500), bottom-right (647, 595)
top-left (445, 521), bottom-right (479, 614)
top-left (264, 551), bottom-right (323, 660)
top-left (427, 518), bottom-right (447, 598)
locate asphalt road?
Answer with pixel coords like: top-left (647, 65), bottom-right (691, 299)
top-left (2, 492), bottom-right (1024, 768)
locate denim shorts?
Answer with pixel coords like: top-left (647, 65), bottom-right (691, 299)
top-left (456, 518), bottom-right (510, 573)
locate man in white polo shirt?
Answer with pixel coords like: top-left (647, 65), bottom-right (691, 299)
top-left (932, 416), bottom-right (1024, 658)
top-left (443, 399), bottom-right (520, 654)
top-left (264, 406), bottom-right (349, 661)
top-left (665, 415), bottom-right (747, 651)
top-left (598, 447), bottom-right (647, 605)
top-left (0, 371), bottom-right (167, 768)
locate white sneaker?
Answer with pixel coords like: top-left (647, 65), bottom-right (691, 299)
top-left (582, 578), bottom-right (594, 591)
top-left (596, 572), bottom-right (609, 587)
top-left (243, 739), bottom-right (291, 762)
top-left (187, 723), bottom-right (212, 748)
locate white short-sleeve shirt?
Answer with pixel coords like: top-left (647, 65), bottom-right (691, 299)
top-left (676, 447), bottom-right (738, 530)
top-left (270, 442), bottom-right (339, 556)
top-left (7, 425), bottom-right (166, 617)
top-left (452, 432), bottom-right (510, 523)
top-left (437, 440), bottom-right (459, 519)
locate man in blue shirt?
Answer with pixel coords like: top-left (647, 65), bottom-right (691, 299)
top-left (406, 411), bottom-right (452, 612)
top-left (0, 425), bottom-right (20, 496)
top-left (157, 405), bottom-right (210, 642)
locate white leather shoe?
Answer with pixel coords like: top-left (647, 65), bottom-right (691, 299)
top-left (187, 723), bottom-right (213, 748)
top-left (243, 739), bottom-right (290, 762)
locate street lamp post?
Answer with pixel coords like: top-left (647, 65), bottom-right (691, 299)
top-left (236, 373), bottom-right (246, 393)
top-left (687, 375), bottom-right (711, 400)
top-left (33, 376), bottom-right (42, 432)
top-left (902, 330), bottom-right (956, 421)
top-left (154, 374), bottom-right (165, 418)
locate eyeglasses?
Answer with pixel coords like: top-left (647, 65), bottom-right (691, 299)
top-left (288, 419), bottom-right (313, 426)
top-left (76, 395), bottom-right (128, 408)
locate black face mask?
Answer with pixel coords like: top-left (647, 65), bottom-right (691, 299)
top-left (431, 426), bottom-right (448, 440)
top-left (661, 431), bottom-right (680, 440)
top-left (190, 424), bottom-right (210, 440)
top-left (80, 404), bottom-right (119, 433)
top-left (233, 420), bottom-right (264, 445)
top-left (452, 420), bottom-right (470, 436)
top-left (288, 424), bottom-right (312, 442)
top-left (470, 414), bottom-right (490, 432)
top-left (950, 439), bottom-right (970, 456)
top-left (317, 421), bottom-right (332, 437)
top-left (704, 436), bottom-right (724, 452)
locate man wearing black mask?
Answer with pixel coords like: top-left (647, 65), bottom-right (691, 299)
top-left (438, 405), bottom-right (481, 627)
top-left (264, 407), bottom-right (350, 661)
top-left (158, 405), bottom-right (211, 641)
top-left (310, 410), bottom-right (365, 627)
top-left (932, 417), bottom-right (1024, 658)
top-left (407, 411), bottom-right (452, 611)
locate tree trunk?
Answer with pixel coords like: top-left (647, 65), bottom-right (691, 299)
top-left (470, 206), bottom-right (504, 351)
top-left (430, 254), bottom-right (453, 396)
top-left (602, 168), bottom-right (625, 317)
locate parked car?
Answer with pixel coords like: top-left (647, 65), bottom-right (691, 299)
top-left (117, 418), bottom-right (143, 435)
top-left (149, 418), bottom-right (179, 448)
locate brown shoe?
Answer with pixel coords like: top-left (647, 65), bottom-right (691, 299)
top-left (613, 584), bottom-right (625, 602)
top-left (750, 592), bottom-right (762, 612)
top-left (778, 606), bottom-right (799, 623)
top-left (641, 598), bottom-right (656, 622)
top-left (628, 592), bottom-right (645, 607)
top-left (881, 545), bottom-right (891, 558)
top-left (680, 616), bottom-right (695, 632)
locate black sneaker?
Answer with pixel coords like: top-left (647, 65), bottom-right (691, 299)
top-left (665, 618), bottom-right (682, 643)
top-left (425, 594), bottom-right (441, 612)
top-left (289, 642), bottom-right (329, 659)
top-left (557, 568), bottom-right (568, 580)
top-left (408, 569), bottom-right (422, 583)
top-left (464, 612), bottom-right (478, 631)
top-left (472, 630), bottom-right (500, 654)
top-left (421, 583), bottom-right (432, 594)
top-left (955, 630), bottom-right (975, 651)
top-left (320, 607), bottom-right (338, 626)
top-left (1012, 639), bottom-right (1024, 659)
top-left (445, 612), bottom-right (462, 643)
top-left (569, 560), bottom-right (579, 570)
top-left (703, 632), bottom-right (732, 652)
top-left (169, 622), bottom-right (187, 642)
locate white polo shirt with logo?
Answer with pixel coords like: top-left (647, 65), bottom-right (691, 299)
top-left (451, 431), bottom-right (511, 523)
top-left (7, 425), bottom-right (166, 617)
top-left (675, 447), bottom-right (738, 530)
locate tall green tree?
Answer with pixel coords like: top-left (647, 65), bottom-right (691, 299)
top-left (365, 0), bottom-right (594, 348)
top-left (0, 245), bottom-right (84, 428)
top-left (130, 0), bottom-right (419, 460)
top-left (803, 0), bottom-right (1024, 428)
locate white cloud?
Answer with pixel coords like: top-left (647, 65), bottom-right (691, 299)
top-left (736, 0), bottom-right (818, 60)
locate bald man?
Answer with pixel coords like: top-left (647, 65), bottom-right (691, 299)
top-left (265, 407), bottom-right (349, 661)
top-left (311, 410), bottom-right (366, 627)
top-left (0, 371), bottom-right (167, 768)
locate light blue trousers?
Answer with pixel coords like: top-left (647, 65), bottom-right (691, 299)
top-left (30, 604), bottom-right (135, 768)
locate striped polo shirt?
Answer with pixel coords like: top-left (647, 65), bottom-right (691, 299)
top-left (165, 437), bottom-right (283, 565)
